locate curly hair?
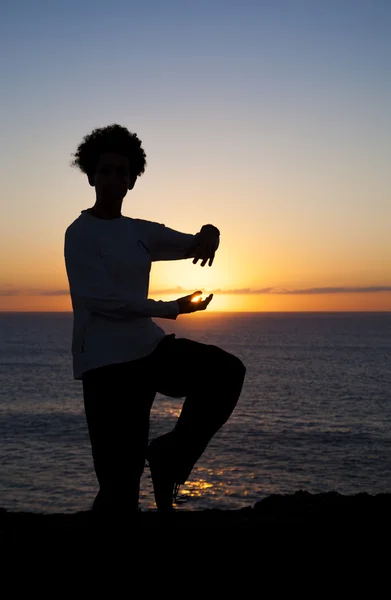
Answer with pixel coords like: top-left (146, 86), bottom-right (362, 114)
top-left (70, 124), bottom-right (147, 179)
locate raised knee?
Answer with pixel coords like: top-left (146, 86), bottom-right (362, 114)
top-left (235, 355), bottom-right (246, 382)
top-left (224, 352), bottom-right (246, 383)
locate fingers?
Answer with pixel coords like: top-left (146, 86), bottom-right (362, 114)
top-left (177, 292), bottom-right (213, 314)
top-left (192, 251), bottom-right (216, 267)
top-left (188, 227), bottom-right (219, 266)
top-left (194, 293), bottom-right (213, 311)
top-left (191, 241), bottom-right (217, 266)
top-left (203, 294), bottom-right (213, 308)
top-left (191, 291), bottom-right (203, 300)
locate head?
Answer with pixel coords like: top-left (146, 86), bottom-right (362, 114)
top-left (70, 124), bottom-right (147, 205)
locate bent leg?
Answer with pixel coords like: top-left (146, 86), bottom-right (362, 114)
top-left (150, 336), bottom-right (246, 484)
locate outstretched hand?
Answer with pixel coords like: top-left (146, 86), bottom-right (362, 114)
top-left (176, 291), bottom-right (213, 314)
top-left (185, 225), bottom-right (220, 267)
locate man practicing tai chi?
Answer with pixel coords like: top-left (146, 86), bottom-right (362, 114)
top-left (64, 123), bottom-right (246, 515)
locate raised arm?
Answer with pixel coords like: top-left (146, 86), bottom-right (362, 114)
top-left (147, 221), bottom-right (220, 266)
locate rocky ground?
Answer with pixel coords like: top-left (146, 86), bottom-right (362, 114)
top-left (2, 490), bottom-right (391, 548)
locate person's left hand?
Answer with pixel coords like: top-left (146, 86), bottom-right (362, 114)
top-left (185, 225), bottom-right (220, 266)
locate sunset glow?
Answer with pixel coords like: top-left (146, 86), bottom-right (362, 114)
top-left (1, 1), bottom-right (390, 313)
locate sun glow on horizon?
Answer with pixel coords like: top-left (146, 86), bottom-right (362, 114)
top-left (0, 290), bottom-right (391, 312)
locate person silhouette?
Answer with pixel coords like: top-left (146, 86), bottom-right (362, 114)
top-left (64, 124), bottom-right (246, 516)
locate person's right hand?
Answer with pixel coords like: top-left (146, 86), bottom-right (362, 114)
top-left (176, 291), bottom-right (213, 314)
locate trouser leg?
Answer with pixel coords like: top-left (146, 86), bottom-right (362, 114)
top-left (82, 360), bottom-right (156, 513)
top-left (150, 336), bottom-right (246, 484)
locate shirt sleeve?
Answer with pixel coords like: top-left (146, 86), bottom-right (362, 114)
top-left (64, 228), bottom-right (179, 320)
top-left (145, 221), bottom-right (197, 262)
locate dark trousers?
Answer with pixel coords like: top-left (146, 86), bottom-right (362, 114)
top-left (82, 334), bottom-right (246, 512)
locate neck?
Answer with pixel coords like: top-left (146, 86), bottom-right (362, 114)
top-left (90, 200), bottom-right (122, 220)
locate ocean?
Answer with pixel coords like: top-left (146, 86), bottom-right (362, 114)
top-left (1, 311), bottom-right (390, 514)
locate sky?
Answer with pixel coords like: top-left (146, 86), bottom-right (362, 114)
top-left (1, 0), bottom-right (390, 312)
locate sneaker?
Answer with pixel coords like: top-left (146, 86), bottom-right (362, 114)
top-left (146, 432), bottom-right (180, 512)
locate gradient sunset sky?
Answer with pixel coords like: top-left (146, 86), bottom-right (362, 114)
top-left (1, 0), bottom-right (390, 312)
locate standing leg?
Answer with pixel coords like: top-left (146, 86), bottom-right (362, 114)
top-left (82, 359), bottom-right (156, 515)
top-left (146, 335), bottom-right (246, 510)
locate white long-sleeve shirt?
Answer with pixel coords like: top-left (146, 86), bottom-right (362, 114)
top-left (64, 210), bottom-right (196, 380)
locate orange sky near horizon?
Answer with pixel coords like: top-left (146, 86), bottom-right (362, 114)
top-left (1, 290), bottom-right (391, 313)
top-left (1, 233), bottom-right (391, 312)
top-left (1, 221), bottom-right (391, 313)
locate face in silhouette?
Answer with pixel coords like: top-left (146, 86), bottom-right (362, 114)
top-left (88, 153), bottom-right (136, 211)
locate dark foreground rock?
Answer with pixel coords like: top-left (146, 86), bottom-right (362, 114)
top-left (2, 491), bottom-right (391, 547)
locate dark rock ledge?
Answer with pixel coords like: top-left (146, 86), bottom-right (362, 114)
top-left (2, 491), bottom-right (391, 544)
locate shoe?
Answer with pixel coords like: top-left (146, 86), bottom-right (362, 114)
top-left (146, 432), bottom-right (180, 513)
